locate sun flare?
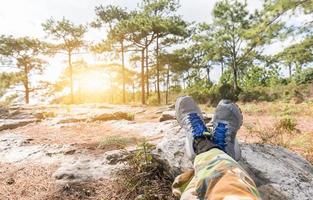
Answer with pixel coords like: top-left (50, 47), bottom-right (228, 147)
top-left (76, 72), bottom-right (111, 93)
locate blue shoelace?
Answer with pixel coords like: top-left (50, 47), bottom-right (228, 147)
top-left (187, 113), bottom-right (208, 138)
top-left (213, 122), bottom-right (228, 151)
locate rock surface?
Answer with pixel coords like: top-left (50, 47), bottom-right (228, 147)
top-left (159, 110), bottom-right (213, 122)
top-left (239, 144), bottom-right (313, 200)
top-left (156, 124), bottom-right (313, 200)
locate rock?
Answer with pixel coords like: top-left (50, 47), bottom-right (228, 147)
top-left (89, 111), bottom-right (133, 122)
top-left (6, 177), bottom-right (15, 185)
top-left (239, 144), bottom-right (313, 200)
top-left (159, 111), bottom-right (176, 122)
top-left (167, 104), bottom-right (175, 109)
top-left (159, 111), bottom-right (213, 123)
top-left (156, 124), bottom-right (313, 200)
top-left (0, 118), bottom-right (38, 131)
top-left (57, 117), bottom-right (87, 124)
top-left (155, 126), bottom-right (192, 170)
top-left (63, 149), bottom-right (76, 155)
top-left (53, 153), bottom-right (125, 182)
top-left (34, 111), bottom-right (56, 120)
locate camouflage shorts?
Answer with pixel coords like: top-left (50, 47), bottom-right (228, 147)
top-left (172, 148), bottom-right (260, 200)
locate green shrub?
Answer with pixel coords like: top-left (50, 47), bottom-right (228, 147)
top-left (206, 83), bottom-right (239, 106)
top-left (185, 80), bottom-right (211, 104)
top-left (238, 90), bottom-right (273, 102)
top-left (294, 68), bottom-right (313, 85)
top-left (218, 83), bottom-right (239, 101)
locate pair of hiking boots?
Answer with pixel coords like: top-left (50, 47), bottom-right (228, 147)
top-left (175, 96), bottom-right (243, 161)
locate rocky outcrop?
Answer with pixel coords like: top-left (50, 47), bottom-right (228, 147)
top-left (239, 144), bottom-right (313, 200)
top-left (56, 111), bottom-right (134, 124)
top-left (159, 110), bottom-right (213, 122)
top-left (156, 125), bottom-right (313, 200)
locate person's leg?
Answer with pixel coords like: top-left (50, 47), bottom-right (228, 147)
top-left (173, 147), bottom-right (260, 200)
top-left (173, 96), bottom-right (260, 200)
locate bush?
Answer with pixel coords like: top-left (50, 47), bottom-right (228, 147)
top-left (248, 116), bottom-right (300, 147)
top-left (206, 83), bottom-right (239, 106)
top-left (185, 79), bottom-right (212, 104)
top-left (238, 90), bottom-right (273, 102)
top-left (147, 94), bottom-right (159, 106)
top-left (218, 83), bottom-right (239, 101)
top-left (294, 68), bottom-right (313, 85)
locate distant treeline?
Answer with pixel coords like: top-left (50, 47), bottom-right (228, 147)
top-left (0, 0), bottom-right (312, 105)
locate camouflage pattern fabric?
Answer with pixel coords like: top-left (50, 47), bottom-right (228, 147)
top-left (172, 148), bottom-right (261, 200)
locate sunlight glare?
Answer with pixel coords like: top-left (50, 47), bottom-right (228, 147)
top-left (77, 72), bottom-right (110, 93)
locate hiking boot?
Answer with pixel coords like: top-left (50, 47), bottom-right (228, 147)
top-left (212, 99), bottom-right (243, 161)
top-left (175, 96), bottom-right (216, 159)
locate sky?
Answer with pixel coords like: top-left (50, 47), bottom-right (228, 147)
top-left (0, 0), bottom-right (310, 84)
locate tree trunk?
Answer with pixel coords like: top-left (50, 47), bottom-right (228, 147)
top-left (288, 63), bottom-right (292, 77)
top-left (156, 35), bottom-right (161, 104)
top-left (206, 66), bottom-right (211, 83)
top-left (141, 49), bottom-right (146, 105)
top-left (68, 52), bottom-right (74, 104)
top-left (233, 66), bottom-right (239, 91)
top-left (221, 60), bottom-right (224, 75)
top-left (132, 81), bottom-right (135, 102)
top-left (121, 41), bottom-right (126, 104)
top-left (182, 73), bottom-right (186, 90)
top-left (145, 46), bottom-right (149, 98)
top-left (165, 65), bottom-right (170, 105)
top-left (24, 65), bottom-right (29, 104)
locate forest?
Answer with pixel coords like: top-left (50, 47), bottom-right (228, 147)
top-left (0, 0), bottom-right (312, 106)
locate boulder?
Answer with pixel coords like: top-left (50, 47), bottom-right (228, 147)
top-left (156, 124), bottom-right (313, 200)
top-left (159, 111), bottom-right (176, 122)
top-left (89, 111), bottom-right (133, 122)
top-left (239, 144), bottom-right (313, 200)
top-left (0, 118), bottom-right (38, 131)
top-left (159, 111), bottom-right (213, 122)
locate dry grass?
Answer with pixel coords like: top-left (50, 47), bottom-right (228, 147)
top-left (289, 132), bottom-right (313, 164)
top-left (238, 101), bottom-right (313, 116)
top-left (0, 163), bottom-right (119, 200)
top-left (245, 116), bottom-right (300, 148)
top-left (115, 142), bottom-right (176, 200)
top-left (0, 163), bottom-right (58, 200)
top-left (98, 135), bottom-right (139, 150)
